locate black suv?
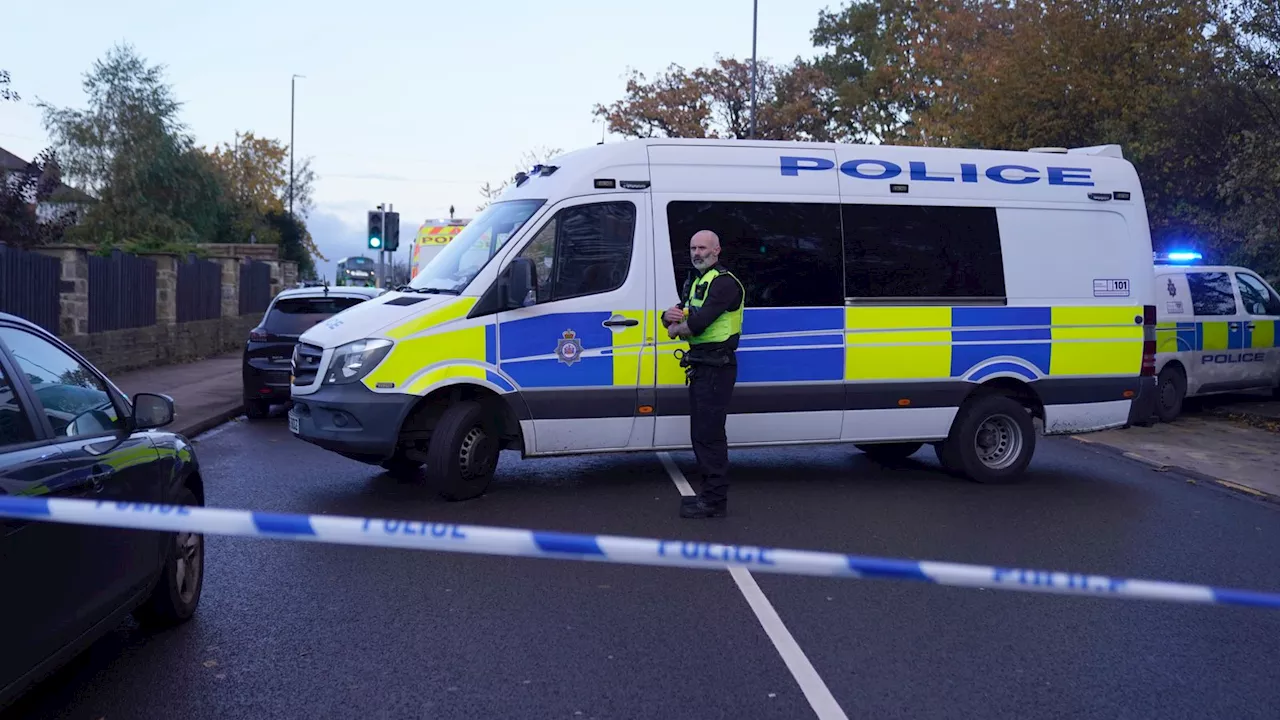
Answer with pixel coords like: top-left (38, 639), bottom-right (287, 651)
top-left (0, 312), bottom-right (205, 711)
top-left (242, 285), bottom-right (383, 418)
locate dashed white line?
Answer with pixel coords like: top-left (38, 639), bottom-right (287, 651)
top-left (656, 451), bottom-right (849, 720)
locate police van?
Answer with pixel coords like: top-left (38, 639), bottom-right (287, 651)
top-left (1151, 253), bottom-right (1280, 421)
top-left (288, 138), bottom-right (1159, 500)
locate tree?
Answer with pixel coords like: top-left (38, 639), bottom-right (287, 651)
top-left (593, 55), bottom-right (835, 141)
top-left (477, 146), bottom-right (563, 211)
top-left (0, 148), bottom-right (79, 248)
top-left (36, 43), bottom-right (231, 251)
top-left (1, 69), bottom-right (17, 102)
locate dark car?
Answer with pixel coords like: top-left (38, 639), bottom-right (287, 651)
top-left (242, 285), bottom-right (383, 419)
top-left (0, 312), bottom-right (205, 711)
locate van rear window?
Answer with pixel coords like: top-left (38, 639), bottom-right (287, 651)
top-left (264, 297), bottom-right (366, 334)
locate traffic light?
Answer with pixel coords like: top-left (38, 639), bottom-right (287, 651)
top-left (367, 211), bottom-right (383, 250)
top-left (383, 211), bottom-right (401, 252)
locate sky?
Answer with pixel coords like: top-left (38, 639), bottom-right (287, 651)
top-left (1, 0), bottom-right (841, 282)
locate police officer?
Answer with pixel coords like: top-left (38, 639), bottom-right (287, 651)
top-left (663, 229), bottom-right (745, 519)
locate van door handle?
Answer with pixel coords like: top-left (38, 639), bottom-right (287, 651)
top-left (1245, 322), bottom-right (1256, 330)
top-left (603, 316), bottom-right (639, 327)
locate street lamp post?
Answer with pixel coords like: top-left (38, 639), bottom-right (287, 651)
top-left (750, 0), bottom-right (758, 139)
top-left (290, 74), bottom-right (305, 218)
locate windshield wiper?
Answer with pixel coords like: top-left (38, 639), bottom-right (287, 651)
top-left (396, 285), bottom-right (461, 295)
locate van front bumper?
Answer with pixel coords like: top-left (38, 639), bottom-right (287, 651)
top-left (1126, 375), bottom-right (1159, 427)
top-left (288, 383), bottom-right (417, 463)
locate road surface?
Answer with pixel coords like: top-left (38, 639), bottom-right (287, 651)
top-left (5, 414), bottom-right (1280, 720)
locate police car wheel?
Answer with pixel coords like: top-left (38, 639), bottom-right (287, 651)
top-left (855, 442), bottom-right (923, 463)
top-left (948, 394), bottom-right (1036, 484)
top-left (135, 486), bottom-right (204, 627)
top-left (426, 400), bottom-right (499, 502)
top-left (1155, 366), bottom-right (1186, 423)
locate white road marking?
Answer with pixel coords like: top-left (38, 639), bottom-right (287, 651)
top-left (656, 451), bottom-right (849, 720)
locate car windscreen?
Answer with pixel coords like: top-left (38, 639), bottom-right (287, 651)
top-left (264, 296), bottom-right (367, 335)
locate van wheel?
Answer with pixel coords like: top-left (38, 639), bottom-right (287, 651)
top-left (135, 486), bottom-right (203, 627)
top-left (855, 442), bottom-right (923, 463)
top-left (943, 394), bottom-right (1036, 484)
top-left (1155, 366), bottom-right (1186, 423)
top-left (425, 400), bottom-right (500, 501)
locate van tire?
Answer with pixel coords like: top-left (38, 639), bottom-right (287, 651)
top-left (425, 400), bottom-right (500, 501)
top-left (855, 442), bottom-right (923, 463)
top-left (943, 394), bottom-right (1036, 484)
top-left (1155, 365), bottom-right (1186, 423)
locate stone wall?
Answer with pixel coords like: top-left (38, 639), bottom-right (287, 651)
top-left (30, 245), bottom-right (293, 376)
top-left (67, 315), bottom-right (260, 375)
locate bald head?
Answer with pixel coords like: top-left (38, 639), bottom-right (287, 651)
top-left (690, 230), bottom-right (721, 271)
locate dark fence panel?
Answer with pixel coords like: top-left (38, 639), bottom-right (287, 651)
top-left (239, 259), bottom-right (271, 315)
top-left (0, 244), bottom-right (61, 333)
top-left (88, 250), bottom-right (156, 333)
top-left (176, 254), bottom-right (222, 323)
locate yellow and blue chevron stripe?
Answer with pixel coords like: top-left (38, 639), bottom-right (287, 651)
top-left (1156, 320), bottom-right (1278, 354)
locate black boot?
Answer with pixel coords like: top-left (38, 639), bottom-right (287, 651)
top-left (679, 496), bottom-right (726, 518)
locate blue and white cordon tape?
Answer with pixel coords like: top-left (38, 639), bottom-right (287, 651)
top-left (1, 495), bottom-right (1278, 609)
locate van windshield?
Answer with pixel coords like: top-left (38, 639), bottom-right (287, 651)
top-left (408, 199), bottom-right (545, 293)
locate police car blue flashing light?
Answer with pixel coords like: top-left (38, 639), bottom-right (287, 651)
top-left (1154, 251), bottom-right (1202, 264)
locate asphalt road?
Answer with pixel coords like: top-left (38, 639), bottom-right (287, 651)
top-left (5, 413), bottom-right (1280, 720)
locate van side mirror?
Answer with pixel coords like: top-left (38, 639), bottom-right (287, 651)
top-left (502, 257), bottom-right (535, 309)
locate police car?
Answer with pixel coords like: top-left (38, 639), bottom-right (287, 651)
top-left (288, 138), bottom-right (1159, 500)
top-left (1151, 252), bottom-right (1280, 421)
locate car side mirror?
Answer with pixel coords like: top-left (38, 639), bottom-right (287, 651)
top-left (502, 257), bottom-right (535, 309)
top-left (132, 392), bottom-right (175, 430)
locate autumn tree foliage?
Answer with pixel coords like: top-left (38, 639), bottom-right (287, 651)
top-left (595, 0), bottom-right (1280, 279)
top-left (593, 56), bottom-right (835, 141)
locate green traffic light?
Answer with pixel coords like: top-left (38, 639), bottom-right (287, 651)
top-left (370, 237), bottom-right (382, 248)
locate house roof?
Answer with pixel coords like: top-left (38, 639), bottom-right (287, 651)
top-left (0, 145), bottom-right (96, 204)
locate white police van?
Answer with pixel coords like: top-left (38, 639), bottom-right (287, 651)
top-left (289, 138), bottom-right (1159, 500)
top-left (1152, 252), bottom-right (1280, 421)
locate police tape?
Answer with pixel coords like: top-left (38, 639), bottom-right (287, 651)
top-left (1, 494), bottom-right (1278, 609)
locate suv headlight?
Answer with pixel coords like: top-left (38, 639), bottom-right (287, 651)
top-left (325, 338), bottom-right (393, 384)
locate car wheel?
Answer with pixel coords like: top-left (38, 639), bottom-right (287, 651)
top-left (941, 394), bottom-right (1036, 484)
top-left (855, 442), bottom-right (923, 463)
top-left (1155, 365), bottom-right (1186, 423)
top-left (245, 399), bottom-right (270, 420)
top-left (425, 401), bottom-right (500, 501)
top-left (135, 486), bottom-right (203, 628)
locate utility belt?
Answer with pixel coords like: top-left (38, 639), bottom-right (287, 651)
top-left (673, 345), bottom-right (732, 384)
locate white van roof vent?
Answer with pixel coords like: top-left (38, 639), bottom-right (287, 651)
top-left (1028, 147), bottom-right (1069, 154)
top-left (1028, 144), bottom-right (1124, 159)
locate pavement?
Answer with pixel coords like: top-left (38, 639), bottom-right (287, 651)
top-left (110, 351), bottom-right (246, 439)
top-left (4, 416), bottom-right (1279, 720)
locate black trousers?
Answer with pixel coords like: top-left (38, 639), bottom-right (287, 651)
top-left (687, 361), bottom-right (737, 505)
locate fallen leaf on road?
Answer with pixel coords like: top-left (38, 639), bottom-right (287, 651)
top-left (203, 659), bottom-right (218, 668)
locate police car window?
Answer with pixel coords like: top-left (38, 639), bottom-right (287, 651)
top-left (0, 327), bottom-right (124, 438)
top-left (666, 201), bottom-right (843, 308)
top-left (0, 363), bottom-right (38, 447)
top-left (1186, 272), bottom-right (1237, 316)
top-left (1234, 273), bottom-right (1280, 316)
top-left (843, 204), bottom-right (1005, 300)
top-left (516, 201), bottom-right (635, 303)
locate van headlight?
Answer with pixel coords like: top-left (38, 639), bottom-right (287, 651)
top-left (325, 338), bottom-right (393, 384)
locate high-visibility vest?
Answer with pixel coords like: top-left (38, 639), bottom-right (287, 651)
top-left (684, 267), bottom-right (745, 345)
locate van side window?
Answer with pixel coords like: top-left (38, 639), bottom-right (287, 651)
top-left (1235, 273), bottom-right (1280, 316)
top-left (1186, 272), bottom-right (1238, 316)
top-left (666, 201), bottom-right (844, 307)
top-left (516, 201), bottom-right (636, 304)
top-left (843, 204), bottom-right (1006, 301)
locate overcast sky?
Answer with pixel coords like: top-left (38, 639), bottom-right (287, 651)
top-left (1, 0), bottom-right (838, 281)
